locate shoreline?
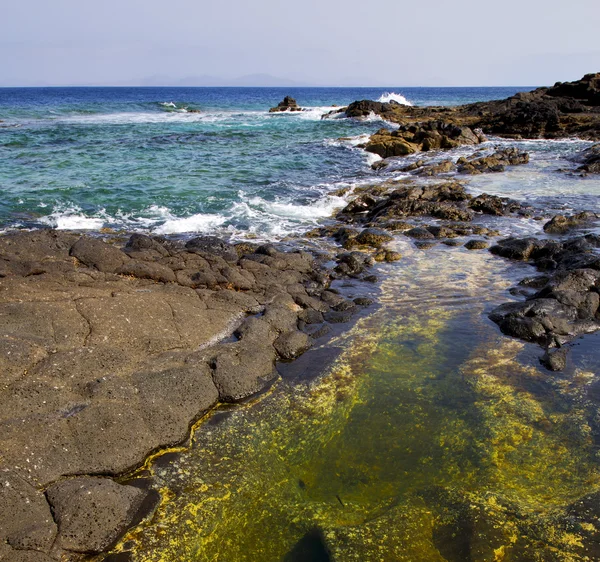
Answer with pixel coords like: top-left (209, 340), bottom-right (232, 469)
top-left (2, 74), bottom-right (600, 561)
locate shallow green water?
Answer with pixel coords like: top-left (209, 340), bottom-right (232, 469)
top-left (113, 244), bottom-right (600, 562)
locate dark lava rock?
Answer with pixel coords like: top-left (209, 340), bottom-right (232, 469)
top-left (468, 193), bottom-right (528, 216)
top-left (457, 147), bottom-right (529, 174)
top-left (364, 121), bottom-right (485, 159)
top-left (414, 159), bottom-right (456, 176)
top-left (46, 477), bottom-right (149, 554)
top-left (0, 471), bottom-right (57, 554)
top-left (490, 237), bottom-right (556, 261)
top-left (70, 237), bottom-right (128, 273)
top-left (324, 309), bottom-right (356, 323)
top-left (355, 227), bottom-right (393, 247)
top-left (342, 100), bottom-right (402, 120)
top-left (269, 96), bottom-right (301, 112)
top-left (489, 234), bottom-right (600, 364)
top-left (414, 241), bottom-right (437, 250)
top-left (185, 236), bottom-right (238, 262)
top-left (464, 239), bottom-right (489, 250)
top-left (543, 212), bottom-right (598, 234)
top-left (540, 347), bottom-right (569, 371)
top-left (574, 143), bottom-right (600, 173)
top-left (406, 227), bottom-right (435, 240)
top-left (338, 74), bottom-right (600, 141)
top-left (274, 330), bottom-right (314, 360)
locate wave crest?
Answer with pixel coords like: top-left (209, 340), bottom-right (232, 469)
top-left (377, 92), bottom-right (413, 106)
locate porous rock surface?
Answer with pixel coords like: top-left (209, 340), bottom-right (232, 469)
top-left (0, 229), bottom-right (370, 560)
top-left (489, 233), bottom-right (600, 358)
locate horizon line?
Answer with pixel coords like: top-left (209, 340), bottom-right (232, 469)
top-left (0, 83), bottom-right (536, 89)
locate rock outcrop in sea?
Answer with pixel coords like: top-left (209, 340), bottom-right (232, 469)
top-left (269, 96), bottom-right (302, 112)
top-left (326, 72), bottom-right (600, 140)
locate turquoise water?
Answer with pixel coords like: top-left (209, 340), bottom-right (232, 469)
top-left (1, 86), bottom-right (531, 238)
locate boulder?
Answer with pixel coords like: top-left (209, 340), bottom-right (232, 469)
top-left (273, 330), bottom-right (314, 360)
top-left (46, 477), bottom-right (149, 553)
top-left (543, 212), bottom-right (598, 234)
top-left (355, 227), bottom-right (393, 247)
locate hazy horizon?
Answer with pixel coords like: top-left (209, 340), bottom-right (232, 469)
top-left (2, 0), bottom-right (599, 88)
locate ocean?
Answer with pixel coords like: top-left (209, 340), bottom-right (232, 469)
top-left (4, 85), bottom-right (585, 239)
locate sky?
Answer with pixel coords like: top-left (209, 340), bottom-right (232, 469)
top-left (1, 0), bottom-right (599, 87)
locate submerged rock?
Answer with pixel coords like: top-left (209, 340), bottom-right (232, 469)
top-left (543, 211), bottom-right (598, 234)
top-left (574, 143), bottom-right (600, 173)
top-left (457, 147), bottom-right (529, 174)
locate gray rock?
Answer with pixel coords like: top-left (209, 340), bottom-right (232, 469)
top-left (540, 347), bottom-right (569, 371)
top-left (273, 330), bottom-right (314, 360)
top-left (211, 341), bottom-right (278, 402)
top-left (464, 239), bottom-right (489, 250)
top-left (70, 237), bottom-right (128, 273)
top-left (46, 477), bottom-right (148, 553)
top-left (0, 471), bottom-right (56, 553)
top-left (185, 236), bottom-right (238, 262)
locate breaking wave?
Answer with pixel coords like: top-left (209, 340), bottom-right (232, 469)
top-left (377, 92), bottom-right (413, 106)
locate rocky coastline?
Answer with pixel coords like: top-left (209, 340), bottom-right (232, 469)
top-left (3, 74), bottom-right (600, 561)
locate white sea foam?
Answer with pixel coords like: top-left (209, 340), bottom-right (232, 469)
top-left (377, 92), bottom-right (413, 106)
top-left (39, 205), bottom-right (107, 230)
top-left (153, 212), bottom-right (227, 235)
top-left (54, 110), bottom-right (264, 126)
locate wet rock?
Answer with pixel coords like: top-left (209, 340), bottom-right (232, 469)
top-left (574, 143), bottom-right (600, 173)
top-left (324, 308), bottom-right (356, 323)
top-left (269, 96), bottom-right (301, 112)
top-left (302, 323), bottom-right (331, 339)
top-left (464, 239), bottom-right (489, 250)
top-left (365, 129), bottom-right (418, 158)
top-left (46, 477), bottom-right (148, 554)
top-left (274, 330), bottom-right (314, 360)
top-left (211, 341), bottom-right (278, 402)
top-left (185, 236), bottom-right (238, 262)
top-left (364, 121), bottom-right (485, 159)
top-left (414, 159), bottom-right (456, 176)
top-left (457, 147), bottom-right (529, 174)
top-left (469, 193), bottom-right (528, 216)
top-left (298, 308), bottom-right (324, 324)
top-left (543, 211), bottom-right (598, 234)
top-left (342, 100), bottom-right (402, 120)
top-left (355, 227), bottom-right (393, 247)
top-left (405, 227), bottom-right (435, 239)
top-left (335, 252), bottom-right (373, 275)
top-left (414, 241), bottom-right (437, 250)
top-left (490, 237), bottom-right (554, 261)
top-left (540, 347), bottom-right (569, 371)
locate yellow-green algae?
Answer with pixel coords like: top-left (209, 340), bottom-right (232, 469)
top-left (110, 245), bottom-right (600, 561)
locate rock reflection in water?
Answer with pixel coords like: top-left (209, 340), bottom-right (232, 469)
top-left (111, 247), bottom-right (600, 561)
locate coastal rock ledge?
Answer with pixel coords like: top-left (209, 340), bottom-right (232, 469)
top-left (0, 230), bottom-right (372, 561)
